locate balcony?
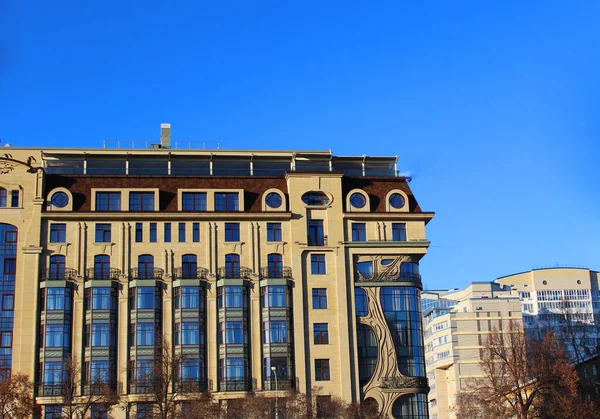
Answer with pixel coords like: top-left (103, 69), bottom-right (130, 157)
top-left (356, 271), bottom-right (422, 284)
top-left (219, 378), bottom-right (253, 392)
top-left (176, 379), bottom-right (211, 393)
top-left (85, 267), bottom-right (121, 281)
top-left (260, 266), bottom-right (292, 279)
top-left (262, 377), bottom-right (296, 391)
top-left (380, 376), bottom-right (428, 390)
top-left (38, 384), bottom-right (64, 396)
top-left (40, 268), bottom-right (78, 281)
top-left (217, 267), bottom-right (253, 280)
top-left (129, 268), bottom-right (164, 280)
top-left (173, 267), bottom-right (209, 280)
top-left (82, 380), bottom-right (118, 395)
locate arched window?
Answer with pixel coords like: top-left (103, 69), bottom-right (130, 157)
top-left (138, 255), bottom-right (154, 279)
top-left (0, 188), bottom-right (6, 208)
top-left (94, 255), bottom-right (110, 279)
top-left (267, 254), bottom-right (283, 278)
top-left (225, 254), bottom-right (240, 279)
top-left (49, 255), bottom-right (66, 280)
top-left (182, 254), bottom-right (197, 279)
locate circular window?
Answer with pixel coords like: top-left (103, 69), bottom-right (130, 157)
top-left (265, 192), bottom-right (282, 209)
top-left (542, 280), bottom-right (548, 285)
top-left (51, 191), bottom-right (69, 208)
top-left (350, 193), bottom-right (366, 209)
top-left (577, 280), bottom-right (582, 285)
top-left (301, 192), bottom-right (330, 206)
top-left (389, 193), bottom-right (405, 209)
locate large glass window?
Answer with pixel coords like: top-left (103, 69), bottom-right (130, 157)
top-left (224, 223), bottom-right (240, 242)
top-left (175, 286), bottom-right (203, 309)
top-left (391, 394), bottom-right (429, 419)
top-left (262, 286), bottom-right (287, 308)
top-left (181, 358), bottom-right (203, 381)
top-left (311, 254), bottom-right (326, 275)
top-left (86, 288), bottom-right (113, 310)
top-left (267, 223), bottom-right (282, 242)
top-left (215, 193), bottom-right (239, 212)
top-left (182, 192), bottom-right (207, 211)
top-left (267, 253), bottom-right (283, 278)
top-left (129, 192), bottom-right (155, 211)
top-left (381, 287), bottom-right (426, 377)
top-left (355, 288), bottom-right (368, 316)
top-left (313, 323), bottom-right (329, 344)
top-left (220, 321), bottom-right (246, 344)
top-left (351, 223), bottom-right (367, 241)
top-left (312, 289), bottom-right (327, 309)
top-left (44, 324), bottom-right (70, 348)
top-left (93, 255), bottom-right (111, 279)
top-left (45, 405), bottom-right (62, 419)
top-left (45, 288), bottom-right (72, 311)
top-left (95, 224), bottom-right (111, 243)
top-left (49, 255), bottom-right (66, 280)
top-left (43, 361), bottom-right (65, 385)
top-left (357, 324), bottom-right (378, 384)
top-left (50, 224), bottom-right (66, 243)
top-left (90, 323), bottom-right (112, 347)
top-left (264, 320), bottom-right (287, 344)
top-left (392, 223), bottom-right (407, 242)
top-left (224, 254), bottom-right (240, 278)
top-left (175, 322), bottom-right (201, 345)
top-left (132, 287), bottom-right (158, 310)
top-left (315, 359), bottom-right (330, 381)
top-left (218, 286), bottom-right (246, 309)
top-left (135, 323), bottom-right (155, 346)
top-left (219, 357), bottom-right (248, 381)
top-left (95, 192), bottom-right (121, 211)
top-left (307, 220), bottom-right (324, 246)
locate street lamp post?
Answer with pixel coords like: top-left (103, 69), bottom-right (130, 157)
top-left (271, 366), bottom-right (279, 419)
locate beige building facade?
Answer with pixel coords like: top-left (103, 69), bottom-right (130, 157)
top-left (0, 133), bottom-right (433, 418)
top-left (421, 283), bottom-right (522, 419)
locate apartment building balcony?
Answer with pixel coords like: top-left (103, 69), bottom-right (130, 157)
top-left (85, 267), bottom-right (121, 281)
top-left (176, 379), bottom-right (211, 393)
top-left (355, 271), bottom-right (422, 285)
top-left (262, 377), bottom-right (297, 391)
top-left (129, 268), bottom-right (164, 280)
top-left (38, 384), bottom-right (64, 396)
top-left (82, 380), bottom-right (118, 395)
top-left (217, 267), bottom-right (253, 280)
top-left (380, 376), bottom-right (429, 390)
top-left (219, 378), bottom-right (254, 392)
top-left (260, 266), bottom-right (292, 279)
top-left (173, 267), bottom-right (209, 280)
top-left (40, 268), bottom-right (78, 281)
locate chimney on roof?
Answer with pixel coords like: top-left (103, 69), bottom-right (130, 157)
top-left (160, 123), bottom-right (171, 148)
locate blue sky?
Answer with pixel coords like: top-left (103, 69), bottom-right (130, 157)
top-left (1, 1), bottom-right (599, 289)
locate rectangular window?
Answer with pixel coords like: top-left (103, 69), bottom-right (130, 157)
top-left (0, 189), bottom-right (5, 207)
top-left (164, 223), bottom-right (171, 242)
top-left (312, 288), bottom-right (327, 309)
top-left (2, 295), bottom-right (14, 311)
top-left (219, 321), bottom-right (246, 344)
top-left (135, 223), bottom-right (143, 242)
top-left (308, 220), bottom-right (324, 246)
top-left (10, 191), bottom-right (19, 207)
top-left (193, 223), bottom-right (200, 242)
top-left (263, 320), bottom-right (287, 344)
top-left (392, 223), bottom-right (407, 242)
top-left (311, 254), bottom-right (326, 275)
top-left (95, 192), bottom-right (121, 211)
top-left (129, 192), bottom-right (155, 211)
top-left (91, 323), bottom-right (111, 347)
top-left (225, 223), bottom-right (240, 242)
top-left (95, 224), bottom-right (111, 243)
top-left (315, 359), bottom-right (330, 381)
top-left (45, 405), bottom-right (63, 419)
top-left (149, 223), bottom-right (157, 242)
top-left (182, 192), bottom-right (207, 211)
top-left (215, 192), bottom-right (239, 212)
top-left (267, 223), bottom-right (282, 242)
top-left (3, 259), bottom-right (15, 275)
top-left (314, 323), bottom-right (329, 344)
top-left (135, 323), bottom-right (155, 346)
top-left (178, 223), bottom-right (186, 242)
top-left (50, 224), bottom-right (66, 243)
top-left (352, 223), bottom-right (366, 241)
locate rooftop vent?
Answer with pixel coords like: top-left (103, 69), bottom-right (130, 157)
top-left (160, 123), bottom-right (171, 149)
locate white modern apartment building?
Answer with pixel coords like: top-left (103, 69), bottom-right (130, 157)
top-left (496, 267), bottom-right (600, 362)
top-left (421, 282), bottom-right (522, 419)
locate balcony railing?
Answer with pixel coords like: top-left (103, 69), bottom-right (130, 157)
top-left (219, 379), bottom-right (253, 392)
top-left (129, 268), bottom-right (164, 280)
top-left (356, 271), bottom-right (422, 284)
top-left (262, 378), bottom-right (296, 391)
top-left (128, 381), bottom-right (153, 394)
top-left (38, 384), bottom-right (64, 396)
top-left (40, 268), bottom-right (78, 281)
top-left (82, 380), bottom-right (118, 395)
top-left (85, 267), bottom-right (121, 281)
top-left (176, 379), bottom-right (211, 393)
top-left (381, 376), bottom-right (428, 390)
top-left (217, 267), bottom-right (253, 280)
top-left (260, 266), bottom-right (292, 279)
top-left (173, 267), bottom-right (209, 280)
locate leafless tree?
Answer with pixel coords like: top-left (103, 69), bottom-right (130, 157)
top-left (0, 373), bottom-right (38, 418)
top-left (454, 320), bottom-right (598, 419)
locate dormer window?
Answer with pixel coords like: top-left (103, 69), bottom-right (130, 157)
top-left (302, 192), bottom-right (329, 206)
